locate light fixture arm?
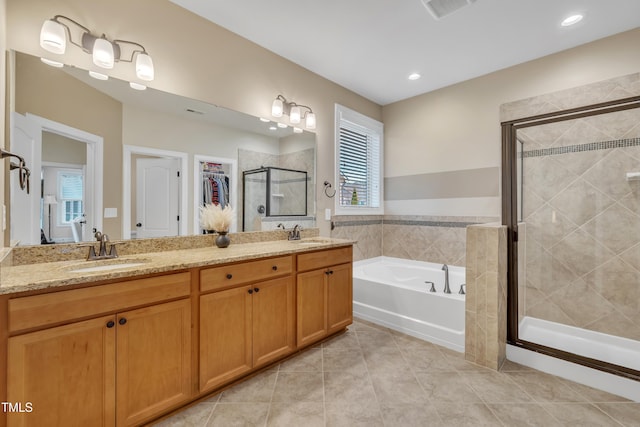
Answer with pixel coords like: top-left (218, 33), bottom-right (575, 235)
top-left (50, 15), bottom-right (91, 50)
top-left (113, 39), bottom-right (148, 63)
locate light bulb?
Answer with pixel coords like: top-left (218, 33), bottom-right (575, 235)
top-left (290, 106), bottom-right (301, 124)
top-left (93, 37), bottom-right (114, 69)
top-left (305, 112), bottom-right (316, 130)
top-left (272, 98), bottom-right (284, 117)
top-left (40, 19), bottom-right (66, 54)
top-left (136, 53), bottom-right (154, 81)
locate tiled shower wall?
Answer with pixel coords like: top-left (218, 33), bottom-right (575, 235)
top-left (502, 72), bottom-right (640, 342)
top-left (331, 215), bottom-right (498, 264)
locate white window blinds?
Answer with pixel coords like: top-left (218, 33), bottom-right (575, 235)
top-left (335, 104), bottom-right (383, 214)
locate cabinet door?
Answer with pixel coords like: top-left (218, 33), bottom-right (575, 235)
top-left (116, 299), bottom-right (192, 427)
top-left (7, 315), bottom-right (116, 427)
top-left (252, 276), bottom-right (295, 367)
top-left (327, 263), bottom-right (353, 334)
top-left (296, 269), bottom-right (327, 347)
top-left (200, 286), bottom-right (252, 393)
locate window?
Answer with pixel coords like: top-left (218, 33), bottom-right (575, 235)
top-left (57, 170), bottom-right (84, 225)
top-left (335, 104), bottom-right (383, 214)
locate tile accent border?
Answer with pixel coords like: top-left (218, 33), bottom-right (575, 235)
top-left (522, 137), bottom-right (640, 158)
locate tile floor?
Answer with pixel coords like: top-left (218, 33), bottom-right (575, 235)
top-left (153, 318), bottom-right (640, 426)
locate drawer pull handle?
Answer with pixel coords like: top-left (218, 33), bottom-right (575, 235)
top-left (226, 274), bottom-right (233, 280)
top-left (119, 318), bottom-right (127, 325)
top-left (248, 289), bottom-right (254, 294)
top-left (272, 265), bottom-right (278, 271)
top-left (254, 287), bottom-right (260, 293)
top-left (106, 320), bottom-right (115, 328)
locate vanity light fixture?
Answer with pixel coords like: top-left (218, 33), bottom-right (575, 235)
top-left (39, 15), bottom-right (155, 83)
top-left (270, 94), bottom-right (316, 130)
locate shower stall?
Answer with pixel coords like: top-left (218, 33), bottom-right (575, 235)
top-left (242, 166), bottom-right (307, 231)
top-left (503, 95), bottom-right (640, 381)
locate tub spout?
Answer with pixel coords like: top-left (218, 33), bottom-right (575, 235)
top-left (441, 264), bottom-right (451, 294)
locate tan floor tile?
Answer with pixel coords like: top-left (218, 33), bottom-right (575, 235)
top-left (324, 371), bottom-right (377, 402)
top-left (279, 348), bottom-right (323, 372)
top-left (379, 402), bottom-right (444, 427)
top-left (152, 402), bottom-right (215, 427)
top-left (362, 347), bottom-right (411, 372)
top-left (218, 371), bottom-right (277, 403)
top-left (563, 380), bottom-right (632, 403)
top-left (415, 371), bottom-right (483, 403)
top-left (403, 348), bottom-right (454, 372)
top-left (487, 403), bottom-right (563, 427)
top-left (369, 370), bottom-right (428, 404)
top-left (323, 347), bottom-right (367, 374)
top-left (267, 401), bottom-right (325, 427)
top-left (325, 399), bottom-right (383, 427)
top-left (541, 403), bottom-right (621, 426)
top-left (465, 371), bottom-right (534, 403)
top-left (596, 402), bottom-right (640, 427)
top-left (206, 402), bottom-right (269, 427)
top-left (433, 402), bottom-right (502, 427)
top-left (272, 372), bottom-right (324, 402)
top-left (504, 371), bottom-right (587, 403)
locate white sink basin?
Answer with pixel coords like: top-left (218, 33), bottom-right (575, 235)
top-left (66, 259), bottom-right (150, 273)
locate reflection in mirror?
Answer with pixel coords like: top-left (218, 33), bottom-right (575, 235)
top-left (8, 50), bottom-right (316, 246)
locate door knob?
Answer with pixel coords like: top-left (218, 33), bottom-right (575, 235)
top-left (136, 223), bottom-right (142, 227)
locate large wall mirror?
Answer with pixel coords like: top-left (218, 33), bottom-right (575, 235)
top-left (7, 51), bottom-right (316, 246)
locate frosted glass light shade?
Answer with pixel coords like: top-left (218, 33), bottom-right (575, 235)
top-left (89, 70), bottom-right (109, 80)
top-left (272, 98), bottom-right (284, 117)
top-left (40, 19), bottom-right (67, 54)
top-left (290, 106), bottom-right (301, 124)
top-left (136, 53), bottom-right (154, 81)
top-left (305, 112), bottom-right (316, 129)
top-left (93, 37), bottom-right (115, 69)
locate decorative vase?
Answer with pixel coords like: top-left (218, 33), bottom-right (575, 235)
top-left (215, 231), bottom-right (231, 248)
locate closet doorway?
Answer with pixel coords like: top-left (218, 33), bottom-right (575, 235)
top-left (122, 145), bottom-right (188, 239)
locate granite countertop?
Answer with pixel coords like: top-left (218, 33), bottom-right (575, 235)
top-left (0, 237), bottom-right (354, 296)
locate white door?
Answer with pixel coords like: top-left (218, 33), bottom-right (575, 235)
top-left (135, 158), bottom-right (180, 238)
top-left (10, 113), bottom-right (41, 245)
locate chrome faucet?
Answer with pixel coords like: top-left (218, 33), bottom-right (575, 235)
top-left (288, 224), bottom-right (301, 240)
top-left (86, 231), bottom-right (120, 260)
top-left (441, 264), bottom-right (451, 294)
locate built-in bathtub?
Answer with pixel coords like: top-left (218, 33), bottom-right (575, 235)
top-left (353, 256), bottom-right (465, 352)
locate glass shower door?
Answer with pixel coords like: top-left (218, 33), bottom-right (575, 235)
top-left (507, 99), bottom-right (640, 378)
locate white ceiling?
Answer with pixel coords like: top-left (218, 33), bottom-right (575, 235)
top-left (170, 0), bottom-right (640, 105)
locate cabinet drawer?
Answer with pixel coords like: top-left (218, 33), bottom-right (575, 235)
top-left (200, 255), bottom-right (293, 293)
top-left (297, 246), bottom-right (352, 272)
top-left (8, 272), bottom-right (191, 333)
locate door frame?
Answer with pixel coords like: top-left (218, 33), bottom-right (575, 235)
top-left (27, 113), bottom-right (103, 242)
top-left (122, 145), bottom-right (188, 239)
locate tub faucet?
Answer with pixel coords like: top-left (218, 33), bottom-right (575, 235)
top-left (441, 264), bottom-right (451, 294)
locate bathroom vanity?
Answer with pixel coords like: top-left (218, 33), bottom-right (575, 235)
top-left (0, 237), bottom-right (353, 426)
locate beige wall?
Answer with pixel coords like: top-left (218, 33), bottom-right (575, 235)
top-left (383, 28), bottom-right (640, 219)
top-left (5, 0), bottom-right (382, 239)
top-left (14, 52), bottom-right (123, 237)
top-left (1, 0), bottom-right (6, 247)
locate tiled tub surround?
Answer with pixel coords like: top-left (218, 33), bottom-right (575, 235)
top-left (331, 215), bottom-right (498, 264)
top-left (517, 109), bottom-right (640, 342)
top-left (154, 318), bottom-right (640, 427)
top-left (465, 224), bottom-right (508, 371)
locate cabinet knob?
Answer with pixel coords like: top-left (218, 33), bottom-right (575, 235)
top-left (248, 289), bottom-right (254, 294)
top-left (272, 265), bottom-right (278, 271)
top-left (118, 318), bottom-right (127, 325)
top-left (325, 270), bottom-right (334, 275)
top-left (106, 320), bottom-right (115, 328)
top-left (254, 287), bottom-right (260, 293)
top-left (226, 274), bottom-right (233, 279)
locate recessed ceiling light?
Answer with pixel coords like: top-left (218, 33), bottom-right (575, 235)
top-left (277, 123), bottom-right (288, 128)
top-left (408, 73), bottom-right (421, 81)
top-left (259, 117), bottom-right (270, 122)
top-left (89, 70), bottom-right (108, 80)
top-left (269, 126), bottom-right (277, 131)
top-left (129, 82), bottom-right (147, 90)
top-left (561, 14), bottom-right (583, 27)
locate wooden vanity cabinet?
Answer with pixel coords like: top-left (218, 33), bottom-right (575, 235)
top-left (199, 257), bottom-right (295, 393)
top-left (6, 273), bottom-right (192, 427)
top-left (296, 246), bottom-right (353, 348)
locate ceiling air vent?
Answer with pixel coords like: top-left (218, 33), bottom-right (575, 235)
top-left (421, 0), bottom-right (477, 20)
